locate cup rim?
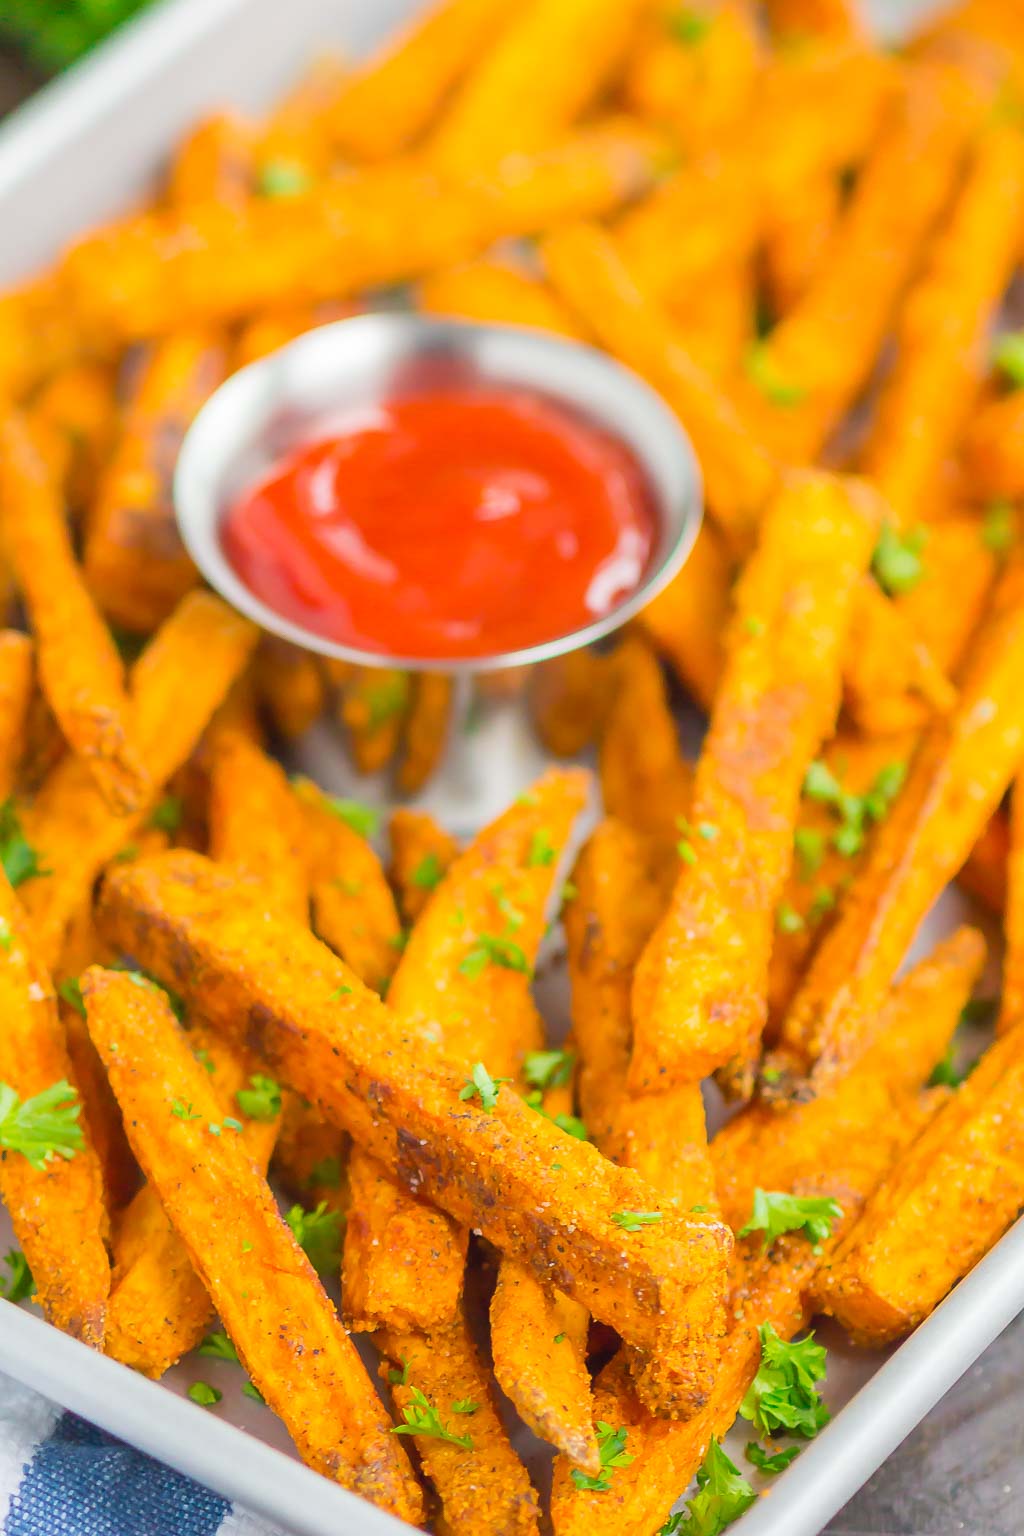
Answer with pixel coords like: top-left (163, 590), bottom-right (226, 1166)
top-left (174, 312), bottom-right (704, 674)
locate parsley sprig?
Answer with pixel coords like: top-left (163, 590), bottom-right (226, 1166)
top-left (460, 931), bottom-right (531, 979)
top-left (660, 1439), bottom-right (755, 1533)
top-left (459, 1062), bottom-right (511, 1112)
top-left (236, 1074), bottom-right (281, 1122)
top-left (286, 1201), bottom-right (343, 1275)
top-left (746, 1440), bottom-right (800, 1474)
top-left (739, 1189), bottom-right (842, 1250)
top-left (0, 1081), bottom-right (83, 1168)
top-left (740, 1323), bottom-right (830, 1439)
top-left (570, 1421), bottom-right (634, 1492)
top-left (392, 1386), bottom-right (474, 1450)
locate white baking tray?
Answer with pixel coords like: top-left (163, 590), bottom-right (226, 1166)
top-left (0, 2), bottom-right (1020, 1534)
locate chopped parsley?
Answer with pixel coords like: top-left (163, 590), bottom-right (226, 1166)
top-left (388, 1360), bottom-right (409, 1386)
top-left (187, 1382), bottom-right (222, 1409)
top-left (611, 1210), bottom-right (663, 1232)
top-left (392, 1386), bottom-right (474, 1450)
top-left (740, 1323), bottom-right (830, 1439)
top-left (147, 796), bottom-right (183, 833)
top-left (808, 886), bottom-right (836, 925)
top-left (660, 1438), bottom-right (756, 1533)
top-left (198, 1331), bottom-right (239, 1363)
top-left (459, 1062), bottom-right (511, 1112)
top-left (57, 979), bottom-right (86, 1017)
top-left (451, 1399), bottom-right (477, 1416)
top-left (410, 852), bottom-right (445, 891)
top-left (668, 7), bottom-right (712, 44)
top-left (527, 829), bottom-right (557, 867)
top-left (236, 1074), bottom-right (281, 1122)
top-left (570, 1421), bottom-right (634, 1492)
top-left (744, 615), bottom-right (766, 638)
top-left (286, 1200), bottom-right (343, 1275)
top-left (523, 1049), bottom-right (575, 1091)
top-left (746, 1440), bottom-right (801, 1474)
top-left (776, 903), bottom-right (805, 936)
top-left (0, 1080), bottom-right (83, 1168)
top-left (872, 522), bottom-right (927, 597)
top-left (744, 342), bottom-right (806, 407)
top-left (459, 932), bottom-right (531, 978)
top-left (257, 158), bottom-right (312, 199)
top-left (793, 827), bottom-right (825, 881)
top-left (0, 799), bottom-right (48, 888)
top-left (323, 797), bottom-right (380, 840)
top-left (697, 822), bottom-right (719, 841)
top-left (242, 1381), bottom-right (266, 1404)
top-left (993, 329), bottom-right (1024, 387)
top-left (739, 1189), bottom-right (842, 1249)
top-left (365, 674), bottom-right (411, 729)
top-left (309, 1156), bottom-right (342, 1188)
top-left (0, 918), bottom-right (11, 952)
top-left (929, 1040), bottom-right (967, 1088)
top-left (113, 964), bottom-right (186, 1022)
top-left (983, 501), bottom-right (1016, 554)
top-left (171, 1100), bottom-right (202, 1122)
top-left (0, 1250), bottom-right (34, 1303)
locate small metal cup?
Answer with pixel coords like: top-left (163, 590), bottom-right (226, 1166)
top-left (175, 313), bottom-right (703, 829)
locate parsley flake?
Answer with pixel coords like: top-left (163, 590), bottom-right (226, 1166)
top-left (411, 853), bottom-right (444, 891)
top-left (147, 796), bottom-right (183, 833)
top-left (611, 1210), bottom-right (663, 1232)
top-left (323, 797), bottom-right (380, 840)
top-left (57, 979), bottom-right (86, 1017)
top-left (0, 1080), bottom-right (83, 1169)
top-left (793, 827), bottom-right (824, 881)
top-left (872, 522), bottom-right (927, 597)
top-left (0, 1250), bottom-right (34, 1303)
top-left (187, 1381), bottom-right (222, 1409)
top-left (242, 1381), bottom-right (266, 1404)
top-left (744, 342), bottom-right (806, 407)
top-left (745, 1440), bottom-right (801, 1474)
top-left (527, 829), bottom-right (557, 867)
top-left (523, 1049), bottom-right (575, 1091)
top-left (199, 1331), bottom-right (239, 1363)
top-left (392, 1386), bottom-right (474, 1450)
top-left (739, 1189), bottom-right (842, 1249)
top-left (388, 1360), bottom-right (410, 1386)
top-left (459, 1062), bottom-right (511, 1112)
top-left (257, 158), bottom-right (312, 199)
top-left (286, 1201), bottom-right (343, 1275)
top-left (459, 933), bottom-right (531, 978)
top-left (993, 330), bottom-right (1024, 387)
top-left (171, 1100), bottom-right (202, 1122)
top-left (983, 501), bottom-right (1016, 554)
top-left (236, 1074), bottom-right (281, 1122)
top-left (309, 1156), bottom-right (342, 1188)
top-left (668, 7), bottom-right (712, 44)
top-left (0, 800), bottom-right (48, 888)
top-left (571, 1421), bottom-right (635, 1493)
top-left (452, 1399), bottom-right (477, 1415)
top-left (0, 918), bottom-right (12, 952)
top-left (776, 903), bottom-right (805, 936)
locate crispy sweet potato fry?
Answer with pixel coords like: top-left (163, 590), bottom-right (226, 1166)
top-left (428, 0), bottom-right (648, 174)
top-left (18, 592), bottom-right (257, 969)
top-left (843, 576), bottom-right (959, 736)
top-left (631, 473), bottom-right (880, 1095)
top-left (339, 666), bottom-right (411, 776)
top-left (271, 1088), bottom-right (349, 1214)
top-left (490, 1260), bottom-right (593, 1468)
top-left (0, 630), bottom-right (32, 799)
top-left (861, 121), bottom-right (1024, 527)
top-left (718, 927), bottom-right (985, 1229)
top-left (324, 0), bottom-right (508, 162)
top-left (388, 808), bottom-right (460, 926)
top-left (599, 636), bottom-right (692, 847)
top-left (0, 414), bottom-right (147, 813)
top-left (379, 1320), bottom-right (540, 1536)
top-left (959, 807), bottom-right (1008, 912)
top-left (419, 258), bottom-right (584, 338)
top-left (815, 1012), bottom-right (1024, 1345)
top-left (765, 0), bottom-right (865, 39)
top-left (398, 673), bottom-right (454, 795)
top-left (529, 650), bottom-right (613, 758)
top-left (624, 0), bottom-right (761, 156)
top-left (97, 850), bottom-right (732, 1373)
top-left (252, 638), bottom-right (326, 741)
top-left (208, 729), bottom-right (309, 922)
top-left (638, 522), bottom-right (733, 713)
top-left (30, 362), bottom-right (117, 514)
top-left (771, 556), bottom-right (1024, 1091)
top-left (59, 121), bottom-right (668, 343)
top-left (292, 777), bottom-right (403, 991)
top-left (763, 164), bottom-right (842, 316)
top-left (0, 872), bottom-right (110, 1346)
top-left (105, 1020), bottom-right (282, 1378)
top-left (166, 113), bottom-right (254, 206)
top-left (84, 330), bottom-right (228, 632)
top-left (669, 259), bottom-right (753, 382)
top-left (960, 387), bottom-right (1024, 503)
top-left (82, 967), bottom-right (422, 1522)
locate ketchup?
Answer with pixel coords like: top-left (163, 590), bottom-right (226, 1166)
top-left (222, 385), bottom-right (657, 660)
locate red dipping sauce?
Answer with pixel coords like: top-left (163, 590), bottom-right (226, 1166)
top-left (222, 385), bottom-right (658, 661)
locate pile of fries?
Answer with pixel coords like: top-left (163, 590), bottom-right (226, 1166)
top-left (3, 0), bottom-right (1024, 1531)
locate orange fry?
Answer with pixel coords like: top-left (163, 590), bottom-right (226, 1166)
top-left (339, 666), bottom-right (411, 776)
top-left (529, 649), bottom-right (613, 758)
top-left (388, 808), bottom-right (460, 926)
top-left (59, 120), bottom-right (667, 343)
top-left (252, 638), bottom-right (326, 741)
top-left (771, 556), bottom-right (1024, 1091)
top-left (638, 522), bottom-right (733, 713)
top-left (18, 592), bottom-right (257, 969)
top-left (398, 672), bottom-right (453, 795)
top-left (631, 473), bottom-right (880, 1095)
top-left (959, 807), bottom-right (1008, 912)
top-left (861, 121), bottom-right (1024, 527)
top-left (165, 113), bottom-right (254, 206)
top-left (599, 636), bottom-right (692, 847)
top-left (1000, 783), bottom-right (1024, 1032)
top-left (30, 362), bottom-right (117, 514)
top-left (960, 387), bottom-right (1024, 503)
top-left (0, 630), bottom-right (32, 799)
top-left (816, 1012), bottom-right (1024, 1345)
top-left (82, 968), bottom-right (422, 1523)
top-left (0, 873), bottom-right (110, 1345)
top-left (208, 729), bottom-right (309, 922)
top-left (624, 0), bottom-right (761, 156)
top-left (97, 850), bottom-right (732, 1373)
top-left (428, 0), bottom-right (648, 174)
top-left (419, 258), bottom-right (584, 337)
top-left (0, 414), bottom-right (147, 813)
top-left (764, 0), bottom-right (865, 40)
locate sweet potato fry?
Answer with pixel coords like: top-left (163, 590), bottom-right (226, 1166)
top-left (428, 0), bottom-right (648, 174)
top-left (960, 387), bottom-right (1024, 503)
top-left (542, 222), bottom-right (777, 548)
top-left (735, 60), bottom-right (980, 465)
top-left (638, 522), bottom-right (733, 713)
top-left (565, 818), bottom-right (676, 1148)
top-left (999, 784), bottom-right (1024, 1033)
top-left (379, 1319), bottom-right (541, 1536)
top-left (599, 636), bottom-right (692, 847)
top-left (208, 729), bottom-right (309, 922)
top-left (815, 1012), bottom-right (1024, 1345)
top-left (291, 777), bottom-right (403, 991)
top-left (843, 576), bottom-right (959, 737)
top-left (388, 808), bottom-right (460, 926)
top-left (771, 555), bottom-right (1024, 1092)
top-left (252, 638), bottom-right (326, 741)
top-left (59, 121), bottom-right (668, 343)
top-left (624, 0), bottom-right (761, 156)
top-left (959, 807), bottom-right (1008, 912)
top-left (81, 967), bottom-right (422, 1523)
top-left (490, 1260), bottom-right (593, 1469)
top-left (165, 113), bottom-right (254, 206)
top-left (271, 1089), bottom-right (349, 1214)
top-left (0, 413), bottom-right (147, 813)
top-left (529, 650), bottom-right (613, 758)
top-left (419, 258), bottom-right (584, 338)
top-left (669, 259), bottom-right (754, 382)
top-left (763, 164), bottom-right (842, 316)
top-left (97, 849), bottom-right (733, 1373)
top-left (631, 472), bottom-right (880, 1096)
top-left (0, 630), bottom-right (32, 799)
top-left (398, 672), bottom-right (454, 795)
top-left (256, 53), bottom-right (349, 180)
top-left (324, 0), bottom-right (509, 162)
top-left (30, 363), bottom-right (117, 515)
top-left (0, 872), bottom-right (110, 1346)
top-left (84, 329), bottom-right (228, 632)
top-left (861, 121), bottom-right (1024, 527)
top-left (18, 591), bottom-right (257, 969)
top-left (339, 666), bottom-right (411, 776)
top-left (105, 1021), bottom-right (282, 1378)
top-left (764, 0), bottom-right (865, 40)
top-left (718, 927), bottom-right (985, 1230)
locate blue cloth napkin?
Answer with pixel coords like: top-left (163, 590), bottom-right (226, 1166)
top-left (0, 1373), bottom-right (288, 1536)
